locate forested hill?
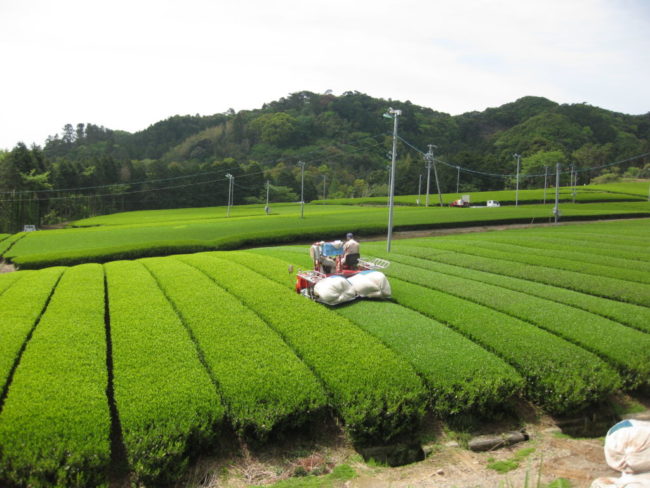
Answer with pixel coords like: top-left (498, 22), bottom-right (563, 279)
top-left (1, 91), bottom-right (649, 231)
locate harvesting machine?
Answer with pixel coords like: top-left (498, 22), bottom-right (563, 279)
top-left (295, 240), bottom-right (392, 306)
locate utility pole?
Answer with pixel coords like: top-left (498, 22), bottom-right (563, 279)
top-left (571, 164), bottom-right (577, 204)
top-left (553, 163), bottom-right (560, 224)
top-left (383, 107), bottom-right (401, 252)
top-left (543, 166), bottom-right (548, 204)
top-left (513, 153), bottom-right (521, 207)
top-left (425, 144), bottom-right (443, 206)
top-left (225, 173), bottom-right (233, 217)
top-left (297, 161), bottom-right (305, 219)
top-left (417, 174), bottom-right (422, 206)
top-left (456, 166), bottom-right (460, 194)
top-left (265, 180), bottom-right (270, 215)
top-left (425, 150), bottom-right (432, 207)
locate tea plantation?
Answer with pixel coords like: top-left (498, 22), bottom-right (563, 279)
top-left (0, 218), bottom-right (648, 486)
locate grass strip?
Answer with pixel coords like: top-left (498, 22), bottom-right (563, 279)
top-left (105, 260), bottom-right (225, 485)
top-left (0, 264), bottom-right (110, 487)
top-left (177, 253), bottom-right (427, 445)
top-left (141, 256), bottom-right (327, 440)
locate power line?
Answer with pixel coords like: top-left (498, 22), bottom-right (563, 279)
top-left (397, 135), bottom-right (650, 179)
top-left (0, 133), bottom-right (386, 196)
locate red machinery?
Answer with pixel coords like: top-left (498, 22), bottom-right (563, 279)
top-left (295, 241), bottom-right (390, 304)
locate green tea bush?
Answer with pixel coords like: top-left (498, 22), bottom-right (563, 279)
top-left (0, 264), bottom-right (110, 487)
top-left (433, 239), bottom-right (650, 285)
top-left (389, 278), bottom-right (621, 414)
top-left (141, 257), bottom-right (327, 440)
top-left (377, 243), bottom-right (650, 334)
top-left (0, 267), bottom-right (63, 394)
top-left (105, 260), bottom-right (225, 485)
top-left (230, 249), bottom-right (523, 416)
top-left (382, 256), bottom-right (650, 389)
top-left (404, 241), bottom-right (650, 306)
top-left (0, 271), bottom-right (24, 297)
top-left (178, 253), bottom-right (427, 445)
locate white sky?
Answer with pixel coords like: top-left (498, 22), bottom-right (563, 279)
top-left (1, 0), bottom-right (649, 150)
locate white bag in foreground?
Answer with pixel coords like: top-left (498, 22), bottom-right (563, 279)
top-left (347, 270), bottom-right (392, 298)
top-left (605, 420), bottom-right (650, 474)
top-left (313, 276), bottom-right (357, 306)
top-left (590, 472), bottom-right (650, 488)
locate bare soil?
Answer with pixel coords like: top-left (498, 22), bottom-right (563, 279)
top-left (179, 396), bottom-right (650, 488)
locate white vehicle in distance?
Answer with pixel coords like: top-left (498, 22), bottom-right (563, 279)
top-left (486, 200), bottom-right (501, 207)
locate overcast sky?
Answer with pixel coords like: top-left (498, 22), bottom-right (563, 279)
top-left (1, 0), bottom-right (649, 150)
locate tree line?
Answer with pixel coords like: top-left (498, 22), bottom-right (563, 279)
top-left (1, 91), bottom-right (649, 232)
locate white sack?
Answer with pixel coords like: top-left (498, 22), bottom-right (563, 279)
top-left (347, 271), bottom-right (392, 298)
top-left (314, 276), bottom-right (357, 306)
top-left (591, 473), bottom-right (650, 488)
top-left (605, 420), bottom-right (650, 474)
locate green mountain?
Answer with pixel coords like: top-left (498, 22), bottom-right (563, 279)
top-left (1, 91), bottom-right (648, 231)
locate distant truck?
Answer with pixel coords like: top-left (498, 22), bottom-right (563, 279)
top-left (486, 200), bottom-right (500, 207)
top-left (450, 195), bottom-right (471, 207)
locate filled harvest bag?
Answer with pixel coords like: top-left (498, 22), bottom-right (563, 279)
top-left (347, 270), bottom-right (392, 299)
top-left (591, 420), bottom-right (650, 488)
top-left (313, 275), bottom-right (357, 306)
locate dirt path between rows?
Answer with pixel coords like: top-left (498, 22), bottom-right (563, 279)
top-left (182, 397), bottom-right (650, 488)
top-left (0, 260), bottom-right (16, 273)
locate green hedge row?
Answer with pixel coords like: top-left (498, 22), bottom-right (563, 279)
top-left (386, 278), bottom-right (622, 414)
top-left (407, 239), bottom-right (650, 303)
top-left (381, 254), bottom-right (650, 389)
top-left (462, 234), bottom-right (650, 269)
top-left (374, 243), bottom-right (650, 334)
top-left (0, 271), bottom-right (24, 297)
top-left (440, 239), bottom-right (650, 285)
top-left (0, 264), bottom-right (110, 487)
top-left (177, 253), bottom-right (427, 445)
top-left (0, 233), bottom-right (25, 255)
top-left (7, 204), bottom-right (650, 270)
top-left (404, 240), bottom-right (650, 306)
top-left (141, 257), bottom-right (327, 440)
top-left (0, 267), bottom-right (63, 395)
top-left (233, 248), bottom-right (524, 416)
top-left (105, 261), bottom-right (225, 485)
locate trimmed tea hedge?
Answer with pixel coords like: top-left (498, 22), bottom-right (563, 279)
top-left (373, 243), bottom-right (650, 334)
top-left (380, 255), bottom-right (650, 388)
top-left (178, 253), bottom-right (427, 445)
top-left (0, 267), bottom-right (63, 395)
top-left (232, 248), bottom-right (619, 414)
top-left (0, 271), bottom-right (24, 297)
top-left (0, 264), bottom-right (110, 487)
top-left (105, 260), bottom-right (225, 485)
top-left (229, 250), bottom-right (524, 415)
top-left (404, 241), bottom-right (650, 306)
top-left (141, 257), bottom-right (327, 440)
top-left (459, 234), bottom-right (650, 268)
top-left (387, 278), bottom-right (622, 414)
top-left (437, 239), bottom-right (650, 284)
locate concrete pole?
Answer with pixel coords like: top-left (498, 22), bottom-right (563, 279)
top-left (386, 108), bottom-right (401, 252)
top-left (513, 153), bottom-right (521, 207)
top-left (553, 163), bottom-right (560, 224)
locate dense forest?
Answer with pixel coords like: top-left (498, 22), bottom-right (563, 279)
top-left (1, 91), bottom-right (649, 232)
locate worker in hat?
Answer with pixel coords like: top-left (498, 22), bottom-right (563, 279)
top-left (342, 232), bottom-right (360, 270)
